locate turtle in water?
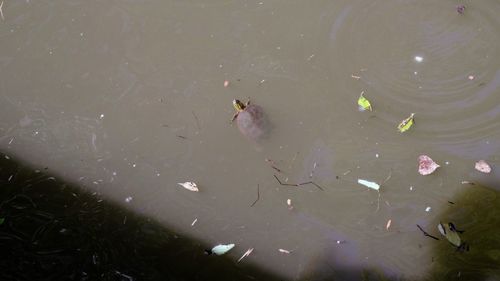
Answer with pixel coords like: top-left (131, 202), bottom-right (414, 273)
top-left (231, 99), bottom-right (269, 141)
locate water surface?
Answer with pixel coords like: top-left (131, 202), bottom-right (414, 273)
top-left (0, 0), bottom-right (499, 280)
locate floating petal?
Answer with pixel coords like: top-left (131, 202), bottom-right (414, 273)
top-left (178, 182), bottom-right (199, 192)
top-left (475, 160), bottom-right (491, 174)
top-left (418, 155), bottom-right (440, 175)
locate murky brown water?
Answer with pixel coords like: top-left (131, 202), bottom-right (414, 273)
top-left (0, 0), bottom-right (499, 280)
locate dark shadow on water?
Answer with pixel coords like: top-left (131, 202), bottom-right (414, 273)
top-left (0, 153), bottom-right (283, 281)
top-left (0, 152), bottom-right (499, 281)
top-left (425, 183), bottom-right (500, 281)
top-left (301, 182), bottom-right (500, 281)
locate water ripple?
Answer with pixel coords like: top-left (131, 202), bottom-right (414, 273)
top-left (328, 1), bottom-right (500, 145)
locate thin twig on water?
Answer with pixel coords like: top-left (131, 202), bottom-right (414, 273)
top-left (192, 111), bottom-right (201, 130)
top-left (416, 224), bottom-right (440, 241)
top-left (309, 162), bottom-right (317, 178)
top-left (297, 181), bottom-right (324, 191)
top-left (288, 152), bottom-right (298, 170)
top-left (250, 184), bottom-right (260, 207)
top-left (0, 1), bottom-right (4, 21)
top-left (265, 158), bottom-right (282, 173)
top-left (382, 168), bottom-right (393, 185)
top-left (375, 191), bottom-right (381, 212)
top-left (176, 135), bottom-right (188, 139)
top-left (273, 175), bottom-right (297, 186)
top-left (273, 175), bottom-right (324, 191)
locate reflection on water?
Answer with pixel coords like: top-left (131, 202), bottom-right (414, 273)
top-left (0, 0), bottom-right (499, 280)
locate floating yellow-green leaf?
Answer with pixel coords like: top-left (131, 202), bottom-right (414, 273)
top-left (357, 91), bottom-right (372, 111)
top-left (397, 113), bottom-right (415, 132)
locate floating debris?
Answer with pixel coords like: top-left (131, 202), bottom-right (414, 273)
top-left (273, 175), bottom-right (324, 191)
top-left (386, 219), bottom-right (392, 230)
top-left (265, 158), bottom-right (282, 173)
top-left (210, 243), bottom-right (235, 255)
top-left (0, 1), bottom-right (4, 21)
top-left (224, 80), bottom-right (229, 87)
top-left (192, 111), bottom-right (201, 130)
top-left (416, 224), bottom-right (440, 240)
top-left (287, 199), bottom-right (293, 210)
top-left (124, 196), bottom-right (133, 203)
top-left (357, 91), bottom-right (372, 111)
top-left (456, 5), bottom-right (466, 14)
top-left (475, 160), bottom-right (491, 174)
top-left (418, 155), bottom-right (440, 175)
top-left (250, 184), bottom-right (260, 207)
top-left (397, 113), bottom-right (415, 132)
top-left (237, 248), bottom-right (254, 263)
top-left (461, 181), bottom-right (475, 185)
top-left (178, 182), bottom-right (199, 192)
top-left (425, 206), bottom-right (432, 212)
top-left (357, 179), bottom-right (380, 191)
top-left (278, 248), bottom-right (291, 254)
top-left (438, 222), bottom-right (463, 248)
top-left (191, 218), bottom-right (198, 226)
top-left (414, 56), bottom-right (423, 62)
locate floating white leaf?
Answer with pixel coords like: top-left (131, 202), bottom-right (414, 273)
top-left (386, 219), bottom-right (392, 230)
top-left (418, 155), bottom-right (440, 175)
top-left (211, 243), bottom-right (235, 255)
top-left (278, 248), bottom-right (291, 254)
top-left (357, 179), bottom-right (380, 191)
top-left (475, 160), bottom-right (491, 174)
top-left (178, 182), bottom-right (199, 192)
top-left (437, 223), bottom-right (446, 236)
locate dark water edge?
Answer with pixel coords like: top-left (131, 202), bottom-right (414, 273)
top-left (0, 151), bottom-right (499, 281)
top-left (0, 152), bottom-right (284, 281)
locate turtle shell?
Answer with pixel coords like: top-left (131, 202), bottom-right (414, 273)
top-left (236, 104), bottom-right (269, 141)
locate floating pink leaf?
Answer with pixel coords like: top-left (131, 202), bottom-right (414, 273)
top-left (418, 155), bottom-right (440, 175)
top-left (475, 160), bottom-right (491, 174)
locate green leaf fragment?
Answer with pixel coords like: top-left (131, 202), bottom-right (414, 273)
top-left (0, 218), bottom-right (4, 225)
top-left (357, 92), bottom-right (372, 111)
top-left (397, 113), bottom-right (415, 132)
